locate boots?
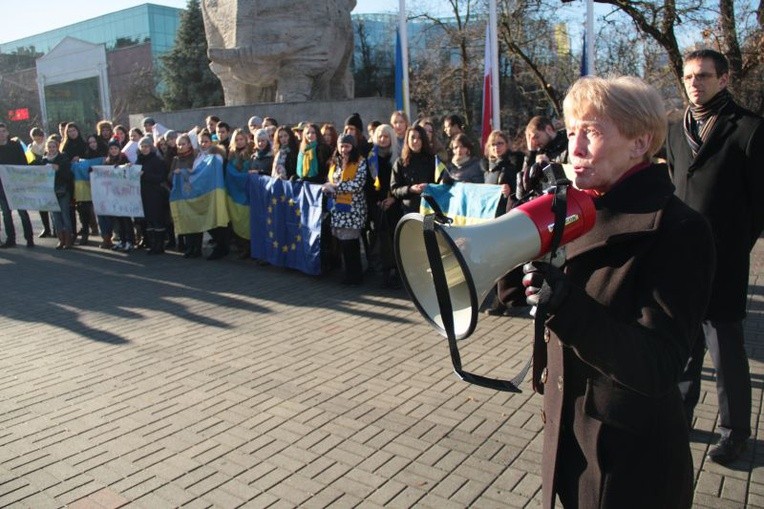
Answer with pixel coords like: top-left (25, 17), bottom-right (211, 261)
top-left (183, 233), bottom-right (202, 258)
top-left (99, 235), bottom-right (114, 249)
top-left (149, 229), bottom-right (166, 255)
top-left (340, 238), bottom-right (363, 285)
top-left (145, 229), bottom-right (156, 255)
top-left (55, 232), bottom-right (65, 250)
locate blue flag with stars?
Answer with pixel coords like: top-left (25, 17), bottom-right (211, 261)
top-left (249, 175), bottom-right (324, 275)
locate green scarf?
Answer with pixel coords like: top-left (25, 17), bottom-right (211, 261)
top-left (297, 141), bottom-right (318, 178)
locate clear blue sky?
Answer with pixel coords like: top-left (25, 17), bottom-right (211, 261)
top-left (0, 0), bottom-right (397, 45)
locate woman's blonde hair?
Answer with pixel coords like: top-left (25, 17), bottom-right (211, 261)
top-left (563, 75), bottom-right (666, 160)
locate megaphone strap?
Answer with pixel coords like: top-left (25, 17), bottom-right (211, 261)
top-left (422, 214), bottom-right (523, 393)
top-left (421, 181), bottom-right (572, 394)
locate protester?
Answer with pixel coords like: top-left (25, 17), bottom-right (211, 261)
top-left (390, 125), bottom-right (435, 214)
top-left (440, 133), bottom-right (484, 184)
top-left (227, 128), bottom-right (254, 259)
top-left (390, 110), bottom-right (409, 151)
top-left (27, 127), bottom-right (52, 238)
top-left (137, 137), bottom-right (169, 255)
top-left (0, 123), bottom-right (34, 248)
top-left (250, 129), bottom-right (274, 174)
top-left (271, 126), bottom-right (299, 180)
top-left (321, 124), bottom-right (339, 151)
top-left (113, 125), bottom-right (128, 148)
top-left (99, 140), bottom-right (130, 250)
top-left (171, 134), bottom-right (201, 258)
top-left (296, 123), bottom-right (330, 184)
top-left (42, 136), bottom-right (73, 250)
top-left (323, 134), bottom-right (368, 285)
top-left (343, 113), bottom-right (371, 157)
top-left (442, 113), bottom-right (465, 159)
top-left (370, 124), bottom-right (402, 289)
top-left (519, 75), bottom-right (715, 508)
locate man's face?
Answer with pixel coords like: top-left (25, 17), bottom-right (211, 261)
top-left (683, 58), bottom-right (728, 106)
top-left (444, 121), bottom-right (461, 138)
top-left (217, 126), bottom-right (229, 141)
top-left (527, 127), bottom-right (555, 151)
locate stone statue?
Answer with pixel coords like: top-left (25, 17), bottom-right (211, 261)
top-left (201, 0), bottom-right (356, 105)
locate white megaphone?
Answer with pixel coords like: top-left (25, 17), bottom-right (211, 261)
top-left (394, 187), bottom-right (596, 340)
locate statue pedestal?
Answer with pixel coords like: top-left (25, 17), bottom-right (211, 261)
top-left (131, 97), bottom-right (397, 135)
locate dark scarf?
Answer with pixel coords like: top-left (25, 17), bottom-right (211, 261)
top-left (683, 88), bottom-right (732, 157)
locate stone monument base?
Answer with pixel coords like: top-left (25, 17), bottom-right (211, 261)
top-left (130, 97), bottom-right (397, 135)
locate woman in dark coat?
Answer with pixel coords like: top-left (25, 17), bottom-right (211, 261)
top-left (520, 76), bottom-right (715, 508)
top-left (136, 137), bottom-right (169, 254)
top-left (43, 136), bottom-right (73, 249)
top-left (390, 125), bottom-right (435, 214)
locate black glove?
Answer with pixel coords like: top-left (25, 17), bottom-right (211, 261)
top-left (516, 162), bottom-right (545, 202)
top-left (522, 261), bottom-right (569, 312)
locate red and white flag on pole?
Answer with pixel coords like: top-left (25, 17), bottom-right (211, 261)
top-left (481, 23), bottom-right (493, 150)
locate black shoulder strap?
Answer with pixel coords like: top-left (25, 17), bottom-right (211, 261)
top-left (421, 179), bottom-right (570, 393)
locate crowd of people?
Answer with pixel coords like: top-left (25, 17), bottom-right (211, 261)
top-left (0, 109), bottom-right (541, 289)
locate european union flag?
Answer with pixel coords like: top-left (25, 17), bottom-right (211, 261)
top-left (249, 176), bottom-right (323, 276)
top-left (71, 158), bottom-right (104, 201)
top-left (420, 182), bottom-right (503, 226)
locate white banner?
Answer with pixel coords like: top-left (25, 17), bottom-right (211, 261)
top-left (91, 165), bottom-right (144, 218)
top-left (0, 165), bottom-right (60, 211)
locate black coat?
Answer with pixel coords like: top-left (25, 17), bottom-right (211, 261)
top-left (538, 164), bottom-right (715, 509)
top-left (667, 100), bottom-right (764, 321)
top-left (390, 152), bottom-right (435, 214)
top-left (138, 151), bottom-right (169, 224)
top-left (42, 152), bottom-right (72, 198)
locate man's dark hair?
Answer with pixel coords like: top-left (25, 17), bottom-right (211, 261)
top-left (684, 49), bottom-right (729, 77)
top-left (216, 122), bottom-right (230, 131)
top-left (526, 116), bottom-right (555, 134)
top-left (444, 114), bottom-right (464, 129)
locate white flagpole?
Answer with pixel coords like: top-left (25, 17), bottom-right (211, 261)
top-left (585, 0), bottom-right (595, 75)
top-left (489, 0), bottom-right (500, 131)
top-left (399, 0), bottom-right (411, 116)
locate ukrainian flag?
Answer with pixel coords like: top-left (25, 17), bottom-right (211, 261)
top-left (169, 154), bottom-right (230, 234)
top-left (420, 182), bottom-right (503, 226)
top-left (225, 160), bottom-right (251, 240)
top-left (71, 158), bottom-right (104, 201)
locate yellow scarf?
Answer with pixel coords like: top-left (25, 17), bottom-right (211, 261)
top-left (329, 160), bottom-right (359, 210)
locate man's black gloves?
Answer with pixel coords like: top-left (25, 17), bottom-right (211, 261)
top-left (516, 162), bottom-right (546, 202)
top-left (522, 261), bottom-right (570, 313)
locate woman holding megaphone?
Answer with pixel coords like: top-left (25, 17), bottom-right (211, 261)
top-left (522, 76), bottom-right (715, 508)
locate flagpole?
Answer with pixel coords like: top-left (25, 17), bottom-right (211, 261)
top-left (585, 0), bottom-right (595, 75)
top-left (488, 0), bottom-right (500, 132)
top-left (399, 0), bottom-right (411, 117)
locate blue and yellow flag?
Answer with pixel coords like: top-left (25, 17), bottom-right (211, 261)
top-left (420, 182), bottom-right (503, 226)
top-left (225, 161), bottom-right (252, 240)
top-left (249, 176), bottom-right (323, 275)
top-left (169, 154), bottom-right (230, 235)
top-left (71, 158), bottom-right (104, 201)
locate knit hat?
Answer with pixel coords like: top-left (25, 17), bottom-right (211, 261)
top-left (139, 136), bottom-right (154, 147)
top-left (141, 117), bottom-right (156, 127)
top-left (107, 139), bottom-right (121, 150)
top-left (344, 113), bottom-right (363, 132)
top-left (164, 130), bottom-right (178, 141)
top-left (339, 134), bottom-right (356, 147)
top-left (248, 116), bottom-right (263, 128)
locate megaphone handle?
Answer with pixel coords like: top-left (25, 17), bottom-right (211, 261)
top-left (422, 214), bottom-right (523, 393)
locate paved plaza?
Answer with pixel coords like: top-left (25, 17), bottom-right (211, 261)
top-left (0, 217), bottom-right (763, 508)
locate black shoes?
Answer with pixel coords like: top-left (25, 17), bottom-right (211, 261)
top-left (38, 230), bottom-right (52, 238)
top-left (707, 435), bottom-right (747, 465)
top-left (0, 240), bottom-right (16, 248)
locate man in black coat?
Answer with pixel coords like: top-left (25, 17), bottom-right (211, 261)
top-left (668, 49), bottom-right (764, 465)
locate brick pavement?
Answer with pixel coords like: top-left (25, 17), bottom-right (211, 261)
top-left (0, 216), bottom-right (762, 508)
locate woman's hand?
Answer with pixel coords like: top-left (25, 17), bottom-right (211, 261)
top-left (379, 197), bottom-right (396, 210)
top-left (501, 183), bottom-right (510, 197)
top-left (410, 183), bottom-right (427, 194)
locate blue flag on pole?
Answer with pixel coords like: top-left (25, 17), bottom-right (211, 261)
top-left (249, 175), bottom-right (324, 276)
top-left (580, 33), bottom-right (589, 76)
